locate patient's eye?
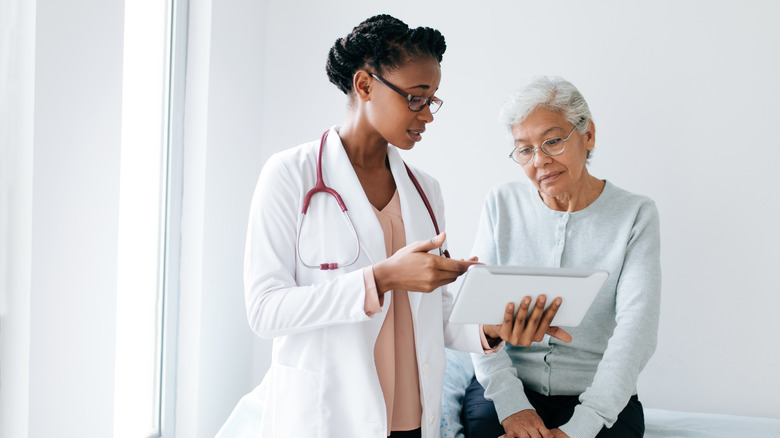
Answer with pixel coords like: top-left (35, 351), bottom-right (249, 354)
top-left (517, 147), bottom-right (534, 156)
top-left (543, 137), bottom-right (565, 154)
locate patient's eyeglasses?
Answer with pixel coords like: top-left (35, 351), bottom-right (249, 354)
top-left (370, 73), bottom-right (443, 114)
top-left (509, 125), bottom-right (578, 165)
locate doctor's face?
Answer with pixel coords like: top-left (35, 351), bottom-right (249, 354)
top-left (368, 57), bottom-right (441, 150)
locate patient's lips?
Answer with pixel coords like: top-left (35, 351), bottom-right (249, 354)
top-left (538, 171), bottom-right (562, 183)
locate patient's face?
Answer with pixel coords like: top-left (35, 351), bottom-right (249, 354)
top-left (511, 108), bottom-right (594, 202)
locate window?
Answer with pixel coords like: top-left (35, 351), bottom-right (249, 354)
top-left (113, 0), bottom-right (175, 436)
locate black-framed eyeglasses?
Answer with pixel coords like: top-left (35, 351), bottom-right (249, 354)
top-left (370, 73), bottom-right (443, 114)
top-left (508, 125), bottom-right (578, 165)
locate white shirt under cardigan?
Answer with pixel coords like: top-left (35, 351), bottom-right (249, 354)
top-left (470, 179), bottom-right (661, 438)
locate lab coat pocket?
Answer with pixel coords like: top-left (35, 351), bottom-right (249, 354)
top-left (269, 363), bottom-right (321, 436)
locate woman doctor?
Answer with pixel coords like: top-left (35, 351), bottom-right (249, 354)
top-left (216, 15), bottom-right (569, 438)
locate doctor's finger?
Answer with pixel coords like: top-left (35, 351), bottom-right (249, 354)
top-left (430, 269), bottom-right (461, 284)
top-left (435, 266), bottom-right (473, 283)
top-left (436, 257), bottom-right (480, 274)
top-left (411, 267), bottom-right (467, 292)
top-left (406, 233), bottom-right (446, 254)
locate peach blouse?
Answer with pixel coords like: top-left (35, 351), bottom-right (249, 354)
top-left (362, 190), bottom-right (498, 435)
top-left (363, 190), bottom-right (421, 434)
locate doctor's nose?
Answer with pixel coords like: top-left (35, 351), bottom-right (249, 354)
top-left (417, 105), bottom-right (434, 123)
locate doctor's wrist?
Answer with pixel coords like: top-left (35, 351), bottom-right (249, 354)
top-left (371, 260), bottom-right (394, 294)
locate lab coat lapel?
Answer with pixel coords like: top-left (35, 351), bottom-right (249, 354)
top-left (321, 128), bottom-right (387, 265)
top-left (387, 147), bottom-right (439, 314)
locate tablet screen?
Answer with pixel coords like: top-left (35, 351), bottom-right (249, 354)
top-left (448, 265), bottom-right (608, 327)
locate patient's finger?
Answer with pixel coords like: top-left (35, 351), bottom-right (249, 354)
top-left (546, 326), bottom-right (572, 343)
top-left (499, 302), bottom-right (516, 341)
top-left (533, 297), bottom-right (562, 342)
top-left (510, 297), bottom-right (531, 345)
top-left (519, 295), bottom-right (546, 346)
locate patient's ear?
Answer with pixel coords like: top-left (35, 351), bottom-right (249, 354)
top-left (584, 119), bottom-right (596, 152)
top-left (583, 120), bottom-right (596, 151)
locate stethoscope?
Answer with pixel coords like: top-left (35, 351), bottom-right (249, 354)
top-left (297, 130), bottom-right (450, 270)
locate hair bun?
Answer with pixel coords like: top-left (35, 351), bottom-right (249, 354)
top-left (326, 15), bottom-right (446, 95)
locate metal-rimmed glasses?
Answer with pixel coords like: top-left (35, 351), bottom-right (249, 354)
top-left (508, 125), bottom-right (578, 165)
top-left (370, 73), bottom-right (443, 114)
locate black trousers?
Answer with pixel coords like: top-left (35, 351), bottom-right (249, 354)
top-left (461, 377), bottom-right (644, 438)
top-left (389, 428), bottom-right (421, 438)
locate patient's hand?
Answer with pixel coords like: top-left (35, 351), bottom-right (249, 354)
top-left (483, 295), bottom-right (572, 347)
top-left (551, 428), bottom-right (570, 437)
top-left (500, 409), bottom-right (553, 438)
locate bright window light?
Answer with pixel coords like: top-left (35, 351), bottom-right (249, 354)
top-left (113, 1), bottom-right (172, 437)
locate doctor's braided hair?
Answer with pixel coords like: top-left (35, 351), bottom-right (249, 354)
top-left (326, 14), bottom-right (446, 95)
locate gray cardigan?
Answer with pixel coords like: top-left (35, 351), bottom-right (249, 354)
top-left (471, 179), bottom-right (661, 438)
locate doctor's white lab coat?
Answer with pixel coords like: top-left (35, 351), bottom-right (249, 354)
top-left (216, 127), bottom-right (488, 438)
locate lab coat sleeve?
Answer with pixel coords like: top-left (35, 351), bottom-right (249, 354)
top-left (422, 174), bottom-right (486, 355)
top-left (244, 153), bottom-right (371, 339)
top-left (470, 193), bottom-right (534, 421)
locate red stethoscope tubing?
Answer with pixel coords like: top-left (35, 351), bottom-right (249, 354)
top-left (297, 130), bottom-right (450, 270)
top-left (301, 131), bottom-right (347, 214)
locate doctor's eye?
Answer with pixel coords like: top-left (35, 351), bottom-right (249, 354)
top-left (408, 96), bottom-right (429, 110)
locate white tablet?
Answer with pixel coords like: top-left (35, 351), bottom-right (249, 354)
top-left (449, 265), bottom-right (609, 327)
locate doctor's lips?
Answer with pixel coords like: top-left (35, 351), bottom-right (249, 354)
top-left (408, 129), bottom-right (425, 141)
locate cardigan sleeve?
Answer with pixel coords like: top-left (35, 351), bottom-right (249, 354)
top-left (470, 190), bottom-right (535, 420)
top-left (411, 172), bottom-right (486, 355)
top-left (560, 200), bottom-right (661, 438)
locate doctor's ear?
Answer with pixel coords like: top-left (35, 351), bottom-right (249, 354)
top-left (353, 70), bottom-right (372, 103)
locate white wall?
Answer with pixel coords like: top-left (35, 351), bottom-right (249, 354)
top-left (1, 1), bottom-right (126, 436)
top-left (210, 0), bottom-right (780, 422)
top-left (28, 0), bottom-right (125, 437)
top-left (173, 0), bottom-right (267, 436)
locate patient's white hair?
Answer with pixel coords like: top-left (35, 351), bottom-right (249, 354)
top-left (499, 75), bottom-right (593, 137)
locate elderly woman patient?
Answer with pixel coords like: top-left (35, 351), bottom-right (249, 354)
top-left (457, 76), bottom-right (661, 438)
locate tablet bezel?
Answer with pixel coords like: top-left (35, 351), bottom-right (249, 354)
top-left (448, 265), bottom-right (609, 327)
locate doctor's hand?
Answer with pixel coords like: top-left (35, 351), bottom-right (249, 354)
top-left (372, 233), bottom-right (478, 294)
top-left (499, 409), bottom-right (553, 438)
top-left (482, 295), bottom-right (572, 347)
